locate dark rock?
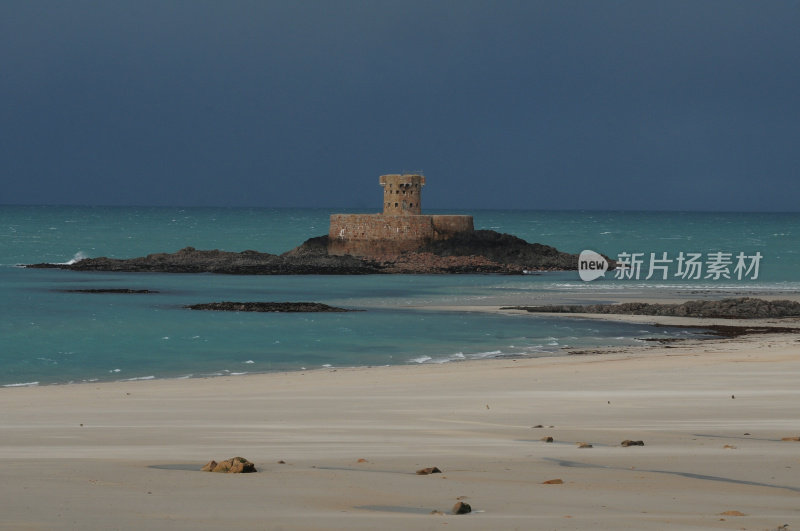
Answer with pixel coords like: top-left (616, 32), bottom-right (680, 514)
top-left (28, 245), bottom-right (381, 275)
top-left (621, 440), bottom-right (645, 447)
top-left (504, 297), bottom-right (800, 320)
top-left (59, 288), bottom-right (158, 294)
top-left (541, 436), bottom-right (554, 443)
top-left (542, 478), bottom-right (564, 484)
top-left (184, 301), bottom-right (355, 313)
top-left (201, 457), bottom-right (256, 473)
top-left (577, 442), bottom-right (593, 448)
top-left (416, 467), bottom-right (442, 475)
top-left (452, 502), bottom-right (472, 515)
top-left (418, 230), bottom-right (583, 270)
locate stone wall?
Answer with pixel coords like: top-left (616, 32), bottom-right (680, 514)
top-left (328, 214), bottom-right (474, 256)
top-left (431, 215), bottom-right (474, 235)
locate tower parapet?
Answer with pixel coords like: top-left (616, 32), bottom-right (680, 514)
top-left (379, 174), bottom-right (425, 215)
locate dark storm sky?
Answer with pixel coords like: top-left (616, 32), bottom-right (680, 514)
top-left (1, 1), bottom-right (799, 211)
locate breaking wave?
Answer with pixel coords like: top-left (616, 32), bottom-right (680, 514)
top-left (408, 348), bottom-right (557, 365)
top-left (59, 251), bottom-right (88, 265)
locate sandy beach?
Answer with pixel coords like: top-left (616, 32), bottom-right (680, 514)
top-left (1, 305), bottom-right (799, 530)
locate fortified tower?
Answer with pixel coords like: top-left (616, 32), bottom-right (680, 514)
top-left (328, 174), bottom-right (473, 256)
top-left (380, 174), bottom-right (425, 215)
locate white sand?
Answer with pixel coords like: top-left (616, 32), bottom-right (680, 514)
top-left (2, 310), bottom-right (799, 530)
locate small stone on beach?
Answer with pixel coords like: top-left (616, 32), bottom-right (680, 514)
top-left (201, 457), bottom-right (256, 473)
top-left (416, 467), bottom-right (442, 475)
top-left (781, 436), bottom-right (800, 441)
top-left (718, 510), bottom-right (746, 516)
top-left (577, 442), bottom-right (593, 448)
top-left (621, 440), bottom-right (644, 447)
top-left (541, 436), bottom-right (554, 442)
top-left (452, 501), bottom-right (472, 514)
top-left (543, 478), bottom-right (564, 484)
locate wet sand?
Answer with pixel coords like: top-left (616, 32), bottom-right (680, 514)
top-left (2, 311), bottom-right (799, 530)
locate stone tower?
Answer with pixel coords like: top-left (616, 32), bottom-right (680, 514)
top-left (379, 174), bottom-right (425, 215)
top-left (328, 173), bottom-right (473, 256)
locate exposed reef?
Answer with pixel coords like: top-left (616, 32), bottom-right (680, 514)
top-left (185, 302), bottom-right (355, 312)
top-left (58, 289), bottom-right (158, 294)
top-left (27, 230), bottom-right (581, 275)
top-left (504, 297), bottom-right (800, 319)
top-left (28, 244), bottom-right (380, 275)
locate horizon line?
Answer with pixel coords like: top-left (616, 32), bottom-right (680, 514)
top-left (1, 203), bottom-right (799, 215)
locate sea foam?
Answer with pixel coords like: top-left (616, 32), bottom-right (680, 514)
top-left (59, 251), bottom-right (88, 265)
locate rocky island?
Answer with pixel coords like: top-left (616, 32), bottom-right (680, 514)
top-left (27, 174), bottom-right (583, 275)
top-left (27, 231), bottom-right (577, 275)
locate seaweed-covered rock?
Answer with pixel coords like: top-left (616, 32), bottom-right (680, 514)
top-left (505, 297), bottom-right (800, 319)
top-left (185, 302), bottom-right (354, 313)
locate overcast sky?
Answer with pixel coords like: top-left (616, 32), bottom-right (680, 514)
top-left (2, 1), bottom-right (799, 211)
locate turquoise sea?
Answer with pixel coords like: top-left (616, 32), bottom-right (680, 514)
top-left (2, 207), bottom-right (798, 387)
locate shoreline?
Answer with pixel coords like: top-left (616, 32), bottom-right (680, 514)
top-left (5, 297), bottom-right (800, 389)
